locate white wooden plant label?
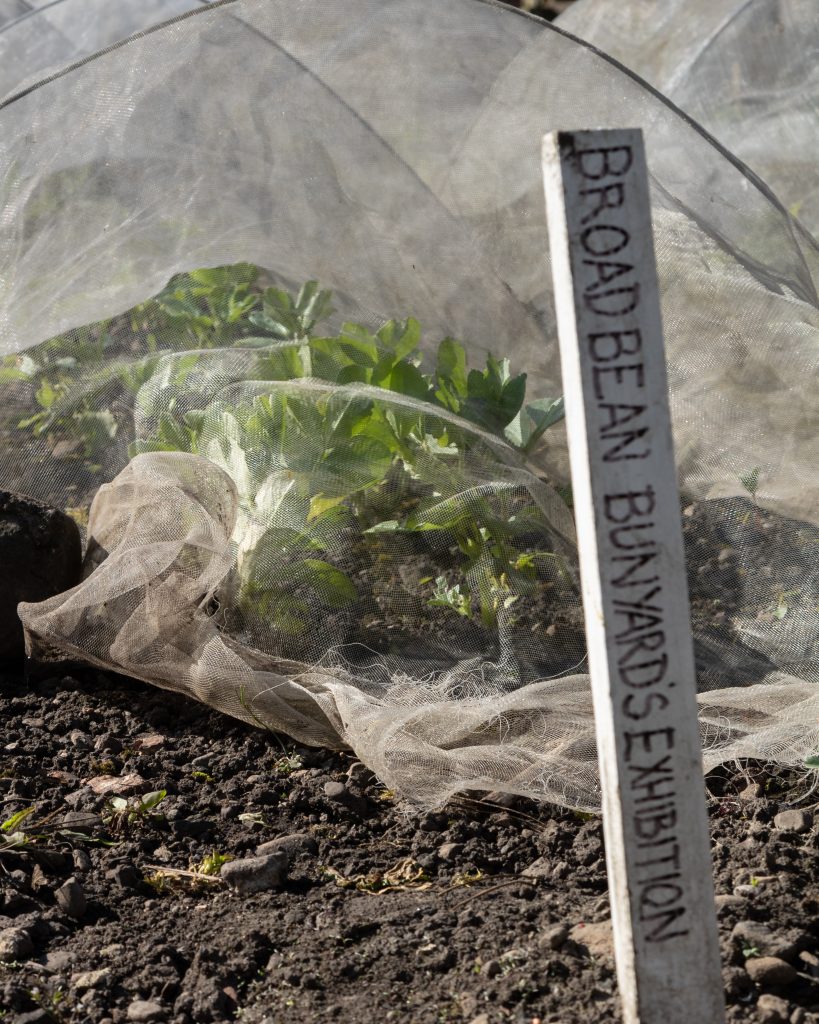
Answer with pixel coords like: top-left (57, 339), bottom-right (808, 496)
top-left (542, 129), bottom-right (725, 1024)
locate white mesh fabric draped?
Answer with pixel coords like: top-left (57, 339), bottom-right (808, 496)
top-left (0, 0), bottom-right (816, 808)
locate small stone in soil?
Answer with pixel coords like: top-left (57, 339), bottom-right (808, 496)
top-left (107, 863), bottom-right (142, 890)
top-left (323, 780), bottom-right (347, 800)
top-left (732, 920), bottom-right (801, 962)
top-left (437, 842), bottom-right (462, 861)
top-left (521, 856), bottom-right (551, 879)
top-left (570, 920), bottom-right (614, 960)
top-left (72, 968), bottom-right (111, 991)
top-left (72, 848), bottom-right (92, 872)
top-left (756, 994), bottom-right (792, 1024)
top-left (773, 809), bottom-right (813, 834)
top-left (55, 877), bottom-right (87, 920)
top-left (126, 999), bottom-right (166, 1022)
top-left (0, 926), bottom-right (34, 958)
top-left (220, 852), bottom-right (288, 894)
top-left (256, 832), bottom-right (317, 860)
top-left (539, 922), bottom-right (569, 951)
top-left (745, 957), bottom-right (798, 986)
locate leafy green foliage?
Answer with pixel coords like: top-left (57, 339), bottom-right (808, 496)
top-left (13, 263), bottom-right (566, 641)
top-left (104, 789), bottom-right (167, 832)
top-left (155, 264), bottom-right (261, 347)
top-left (366, 484), bottom-right (546, 627)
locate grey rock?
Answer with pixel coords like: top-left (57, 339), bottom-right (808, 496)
top-left (0, 925), bottom-right (33, 959)
top-left (323, 781), bottom-right (347, 800)
top-left (437, 842), bottom-right (463, 861)
top-left (14, 1011), bottom-right (52, 1024)
top-left (220, 852), bottom-right (287, 895)
top-left (773, 809), bottom-right (813, 834)
top-left (256, 833), bottom-right (317, 861)
top-left (61, 809), bottom-right (101, 831)
top-left (127, 1000), bottom-right (165, 1022)
top-left (95, 733), bottom-right (123, 754)
top-left (55, 877), bottom-right (87, 920)
top-left (799, 950), bottom-right (819, 977)
top-left (745, 957), bottom-right (798, 986)
top-left (0, 491), bottom-right (82, 662)
top-left (73, 848), bottom-right (92, 872)
top-left (107, 863), bottom-right (142, 890)
top-left (756, 994), bottom-right (792, 1024)
top-left (521, 856), bottom-right (551, 879)
top-left (570, 919), bottom-right (614, 960)
top-left (715, 894), bottom-right (747, 914)
top-left (44, 949), bottom-right (73, 971)
top-left (539, 923), bottom-right (569, 951)
top-left (732, 920), bottom-right (801, 962)
top-left (72, 968), bottom-right (112, 991)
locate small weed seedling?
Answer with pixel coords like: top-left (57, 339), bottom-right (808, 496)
top-left (104, 789), bottom-right (167, 833)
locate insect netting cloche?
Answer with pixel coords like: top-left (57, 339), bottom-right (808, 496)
top-left (0, 0), bottom-right (816, 809)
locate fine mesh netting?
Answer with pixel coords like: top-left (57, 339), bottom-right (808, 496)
top-left (0, 0), bottom-right (817, 809)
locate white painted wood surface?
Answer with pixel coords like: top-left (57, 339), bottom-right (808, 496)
top-left (542, 129), bottom-right (725, 1024)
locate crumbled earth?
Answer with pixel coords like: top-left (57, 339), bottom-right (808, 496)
top-left (1, 670), bottom-right (819, 1024)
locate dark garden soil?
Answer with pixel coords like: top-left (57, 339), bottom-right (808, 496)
top-left (1, 667), bottom-right (819, 1024)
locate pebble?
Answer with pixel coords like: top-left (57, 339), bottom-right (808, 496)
top-left (799, 950), bottom-right (819, 977)
top-left (94, 733), bottom-right (123, 754)
top-left (732, 920), bottom-right (799, 962)
top-left (256, 833), bottom-right (318, 861)
top-left (756, 994), bottom-right (792, 1024)
top-left (72, 968), bottom-right (111, 991)
top-left (539, 923), bottom-right (569, 951)
top-left (570, 919), bottom-right (614, 960)
top-left (715, 894), bottom-right (746, 914)
top-left (745, 957), bottom-right (797, 986)
top-left (437, 842), bottom-right (463, 861)
top-left (61, 810), bottom-right (101, 832)
top-left (107, 863), bottom-right (142, 890)
top-left (14, 1011), bottom-right (51, 1024)
top-left (73, 848), bottom-right (92, 872)
top-left (521, 856), bottom-right (552, 879)
top-left (220, 852), bottom-right (288, 895)
top-left (44, 949), bottom-right (73, 971)
top-left (0, 925), bottom-right (33, 959)
top-left (734, 884), bottom-right (761, 897)
top-left (773, 809), bottom-right (812, 834)
top-left (55, 877), bottom-right (87, 920)
top-left (323, 781), bottom-right (347, 800)
top-left (126, 999), bottom-right (165, 1022)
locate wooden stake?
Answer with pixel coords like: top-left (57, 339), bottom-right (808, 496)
top-left (542, 129), bottom-right (725, 1023)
